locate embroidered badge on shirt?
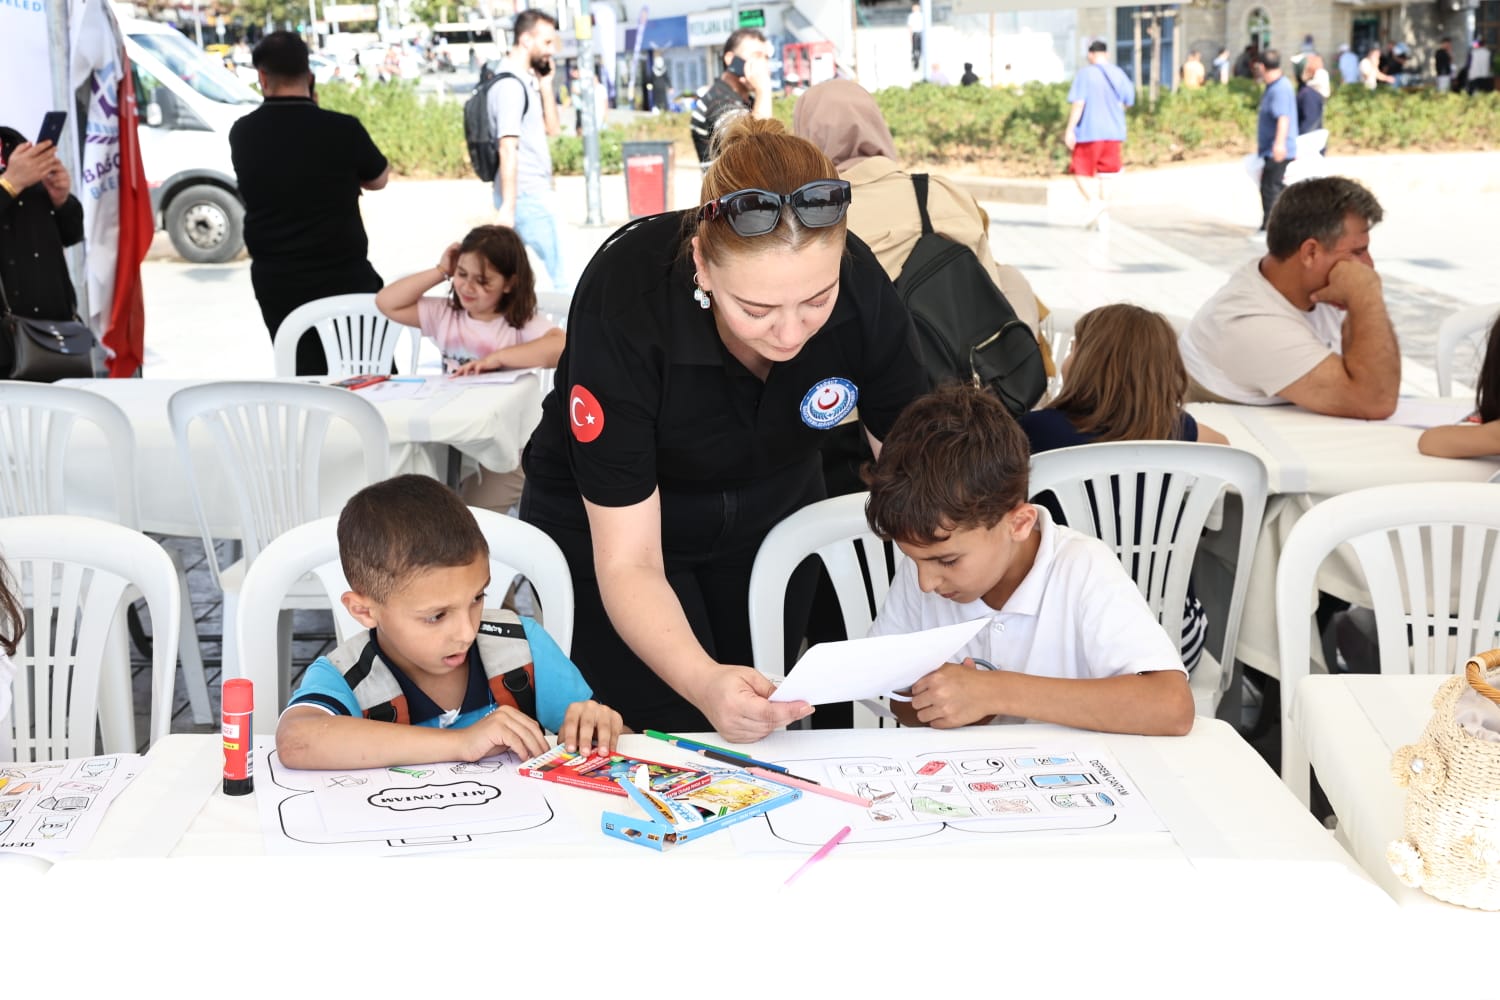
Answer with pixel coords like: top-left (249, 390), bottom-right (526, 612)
top-left (799, 377), bottom-right (859, 430)
top-left (569, 384), bottom-right (605, 443)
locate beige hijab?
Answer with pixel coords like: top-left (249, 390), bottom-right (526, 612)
top-left (792, 79), bottom-right (897, 170)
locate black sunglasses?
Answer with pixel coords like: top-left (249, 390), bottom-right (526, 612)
top-left (697, 180), bottom-right (853, 237)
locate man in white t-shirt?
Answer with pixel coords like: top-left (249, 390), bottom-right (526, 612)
top-left (1179, 176), bottom-right (1399, 418)
top-left (864, 383), bottom-right (1193, 737)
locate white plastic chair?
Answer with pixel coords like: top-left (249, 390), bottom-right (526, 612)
top-left (236, 507), bottom-right (574, 733)
top-left (1276, 482), bottom-right (1500, 806)
top-left (168, 381), bottom-right (390, 681)
top-left (0, 382), bottom-right (212, 734)
top-left (1, 515), bottom-right (180, 759)
top-left (1029, 442), bottom-right (1269, 719)
top-left (747, 492), bottom-right (906, 728)
top-left (273, 293), bottom-right (421, 378)
top-left (1039, 306), bottom-right (1081, 397)
top-left (1435, 301), bottom-right (1500, 396)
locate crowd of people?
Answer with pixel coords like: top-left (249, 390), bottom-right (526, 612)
top-left (3, 14), bottom-right (1493, 764)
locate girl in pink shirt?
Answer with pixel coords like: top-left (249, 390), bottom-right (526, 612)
top-left (376, 224), bottom-right (564, 375)
top-left (375, 225), bottom-right (565, 512)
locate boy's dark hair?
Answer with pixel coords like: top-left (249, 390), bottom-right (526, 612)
top-left (1260, 48), bottom-right (1281, 70)
top-left (1265, 176), bottom-right (1384, 260)
top-left (1477, 314), bottom-right (1500, 423)
top-left (338, 475), bottom-right (488, 603)
top-left (513, 9), bottom-right (558, 44)
top-left (724, 27), bottom-right (767, 63)
top-left (252, 31), bottom-right (310, 80)
top-left (864, 382), bottom-right (1030, 546)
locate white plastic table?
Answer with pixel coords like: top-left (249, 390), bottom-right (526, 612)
top-left (1187, 401), bottom-right (1500, 679)
top-left (54, 374), bottom-right (547, 537)
top-left (1293, 672), bottom-right (1500, 926)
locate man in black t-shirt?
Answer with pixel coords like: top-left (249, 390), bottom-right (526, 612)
top-left (689, 28), bottom-right (773, 167)
top-left (230, 32), bottom-right (390, 375)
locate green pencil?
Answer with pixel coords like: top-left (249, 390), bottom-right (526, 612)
top-left (643, 729), bottom-right (752, 760)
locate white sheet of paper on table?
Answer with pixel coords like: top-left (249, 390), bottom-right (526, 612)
top-left (1379, 397), bottom-right (1474, 429)
top-left (355, 378), bottom-right (439, 402)
top-left (768, 617), bottom-right (990, 705)
top-left (446, 368), bottom-right (537, 386)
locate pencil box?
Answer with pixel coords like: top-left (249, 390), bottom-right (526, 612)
top-left (602, 770), bottom-right (800, 852)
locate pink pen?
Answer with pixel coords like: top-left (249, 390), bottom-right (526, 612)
top-left (784, 825), bottom-right (852, 886)
top-left (746, 767), bottom-right (874, 808)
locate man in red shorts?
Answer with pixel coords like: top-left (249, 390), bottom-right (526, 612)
top-left (1064, 40), bottom-right (1135, 228)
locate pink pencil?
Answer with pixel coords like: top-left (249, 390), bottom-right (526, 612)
top-left (784, 825), bottom-right (853, 886)
top-left (746, 767), bottom-right (874, 808)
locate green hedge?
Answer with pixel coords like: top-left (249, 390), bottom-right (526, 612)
top-left (315, 78), bottom-right (1500, 180)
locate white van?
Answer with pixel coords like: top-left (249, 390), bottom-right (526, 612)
top-left (119, 19), bottom-right (260, 263)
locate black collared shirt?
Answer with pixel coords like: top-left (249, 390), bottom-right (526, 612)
top-left (229, 96), bottom-right (387, 276)
top-left (524, 210), bottom-right (929, 508)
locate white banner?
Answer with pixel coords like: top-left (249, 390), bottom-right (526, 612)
top-left (70, 0), bottom-right (127, 335)
top-left (0, 0), bottom-right (57, 145)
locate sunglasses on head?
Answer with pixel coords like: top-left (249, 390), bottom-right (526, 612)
top-left (697, 179), bottom-right (853, 237)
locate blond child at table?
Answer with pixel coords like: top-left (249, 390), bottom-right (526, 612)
top-left (1418, 314), bottom-right (1500, 458)
top-left (864, 383), bottom-right (1194, 736)
top-left (1018, 303), bottom-right (1227, 671)
top-left (275, 475), bottom-right (623, 769)
top-left (375, 225), bottom-right (564, 513)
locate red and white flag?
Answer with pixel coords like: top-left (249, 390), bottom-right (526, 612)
top-left (70, 0), bottom-right (152, 377)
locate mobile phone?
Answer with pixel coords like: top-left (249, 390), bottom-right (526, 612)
top-left (37, 110), bottom-right (67, 147)
top-left (333, 374), bottom-right (388, 390)
top-left (727, 54), bottom-right (747, 78)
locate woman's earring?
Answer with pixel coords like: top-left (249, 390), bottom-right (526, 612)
top-left (692, 272), bottom-right (713, 310)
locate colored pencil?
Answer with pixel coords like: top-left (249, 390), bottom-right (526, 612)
top-left (747, 767), bottom-right (872, 807)
top-left (643, 729), bottom-right (794, 776)
top-left (783, 825), bottom-right (852, 886)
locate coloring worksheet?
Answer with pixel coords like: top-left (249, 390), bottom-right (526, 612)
top-left (255, 737), bottom-right (577, 856)
top-left (732, 740), bottom-right (1165, 851)
top-left (0, 754), bottom-right (143, 857)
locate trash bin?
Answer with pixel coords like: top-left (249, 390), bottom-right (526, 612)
top-left (622, 141), bottom-right (674, 218)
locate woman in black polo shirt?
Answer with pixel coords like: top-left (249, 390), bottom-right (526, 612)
top-left (521, 116), bottom-right (927, 741)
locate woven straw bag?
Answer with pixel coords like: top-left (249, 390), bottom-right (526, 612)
top-left (1386, 651), bottom-right (1500, 910)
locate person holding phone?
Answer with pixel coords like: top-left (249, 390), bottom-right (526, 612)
top-left (0, 121), bottom-right (83, 335)
top-left (488, 10), bottom-right (564, 291)
top-left (690, 28), bottom-right (774, 169)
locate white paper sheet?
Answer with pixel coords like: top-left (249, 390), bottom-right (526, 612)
top-left (255, 739), bottom-right (579, 856)
top-left (1378, 398), bottom-right (1474, 429)
top-left (355, 377), bottom-right (439, 402)
top-left (768, 618), bottom-right (990, 705)
top-left (0, 754), bottom-right (143, 857)
top-left (445, 367), bottom-right (538, 386)
top-left (731, 737), bottom-right (1166, 853)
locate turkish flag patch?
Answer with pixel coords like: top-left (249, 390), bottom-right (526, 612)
top-left (569, 384), bottom-right (605, 443)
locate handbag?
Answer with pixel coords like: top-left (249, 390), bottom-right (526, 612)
top-left (0, 269), bottom-right (95, 382)
top-left (1386, 650), bottom-right (1500, 910)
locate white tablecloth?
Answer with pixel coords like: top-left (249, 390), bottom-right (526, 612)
top-left (1188, 401), bottom-right (1500, 679)
top-left (55, 375), bottom-right (546, 537)
top-left (1293, 672), bottom-right (1500, 926)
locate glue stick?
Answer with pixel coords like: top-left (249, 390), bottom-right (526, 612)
top-left (222, 678), bottom-right (254, 796)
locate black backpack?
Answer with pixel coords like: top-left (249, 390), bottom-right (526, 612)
top-left (894, 174), bottom-right (1046, 418)
top-left (463, 70), bottom-right (527, 183)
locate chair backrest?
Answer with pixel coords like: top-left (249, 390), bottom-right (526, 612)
top-left (747, 492), bottom-right (905, 726)
top-left (0, 516), bottom-right (180, 760)
top-left (1435, 301), bottom-right (1500, 396)
top-left (535, 290), bottom-right (572, 330)
top-left (273, 294), bottom-right (415, 379)
top-left (237, 508), bottom-right (574, 733)
top-left (1276, 482), bottom-right (1500, 802)
top-left (167, 381), bottom-right (390, 588)
top-left (1028, 442), bottom-right (1269, 712)
top-left (0, 382), bottom-right (138, 526)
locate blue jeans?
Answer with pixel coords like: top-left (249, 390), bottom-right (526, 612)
top-left (491, 185), bottom-right (566, 290)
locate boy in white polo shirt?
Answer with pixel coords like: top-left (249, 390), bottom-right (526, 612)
top-left (865, 383), bottom-right (1193, 736)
